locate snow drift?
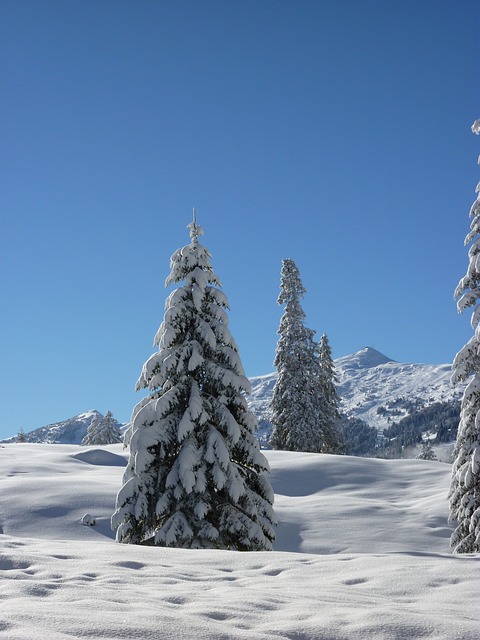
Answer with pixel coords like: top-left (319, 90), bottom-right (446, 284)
top-left (0, 443), bottom-right (478, 639)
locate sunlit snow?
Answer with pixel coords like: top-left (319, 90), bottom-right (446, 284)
top-left (0, 443), bottom-right (478, 639)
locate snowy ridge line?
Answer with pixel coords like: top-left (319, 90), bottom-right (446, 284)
top-left (2, 347), bottom-right (462, 444)
top-left (249, 347), bottom-right (462, 432)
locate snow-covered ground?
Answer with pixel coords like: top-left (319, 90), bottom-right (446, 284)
top-left (0, 444), bottom-right (478, 639)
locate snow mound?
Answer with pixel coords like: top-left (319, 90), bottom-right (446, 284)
top-left (268, 451), bottom-right (453, 554)
top-left (72, 449), bottom-right (128, 466)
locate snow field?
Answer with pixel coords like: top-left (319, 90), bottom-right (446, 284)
top-left (0, 444), bottom-right (478, 639)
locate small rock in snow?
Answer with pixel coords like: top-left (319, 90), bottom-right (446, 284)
top-left (80, 513), bottom-right (96, 526)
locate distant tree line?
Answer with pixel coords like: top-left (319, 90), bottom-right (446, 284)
top-left (376, 396), bottom-right (422, 420)
top-left (338, 416), bottom-right (378, 457)
top-left (382, 401), bottom-right (460, 452)
top-left (255, 398), bottom-right (460, 459)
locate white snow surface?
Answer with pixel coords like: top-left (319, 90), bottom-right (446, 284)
top-left (0, 443), bottom-right (478, 639)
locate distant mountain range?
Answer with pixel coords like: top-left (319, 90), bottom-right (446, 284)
top-left (250, 346), bottom-right (461, 431)
top-left (2, 347), bottom-right (463, 448)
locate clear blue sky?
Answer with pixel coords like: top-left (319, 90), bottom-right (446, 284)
top-left (1, 0), bottom-right (479, 439)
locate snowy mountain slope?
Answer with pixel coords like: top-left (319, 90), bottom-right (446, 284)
top-left (336, 348), bottom-right (461, 430)
top-left (249, 347), bottom-right (462, 432)
top-left (1, 410), bottom-right (124, 445)
top-left (0, 443), bottom-right (478, 640)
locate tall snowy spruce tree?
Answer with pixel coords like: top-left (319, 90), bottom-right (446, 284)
top-left (449, 119), bottom-right (480, 554)
top-left (318, 333), bottom-right (344, 453)
top-left (270, 259), bottom-right (342, 453)
top-left (112, 215), bottom-right (276, 550)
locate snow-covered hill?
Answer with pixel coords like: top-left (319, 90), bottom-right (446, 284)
top-left (0, 443), bottom-right (477, 639)
top-left (249, 347), bottom-right (462, 432)
top-left (1, 410), bottom-right (124, 445)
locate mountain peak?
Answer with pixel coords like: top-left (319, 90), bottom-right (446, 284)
top-left (337, 347), bottom-right (395, 370)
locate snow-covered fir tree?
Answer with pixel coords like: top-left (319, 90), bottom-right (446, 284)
top-left (82, 414), bottom-right (100, 445)
top-left (112, 215), bottom-right (276, 550)
top-left (449, 118), bottom-right (480, 554)
top-left (318, 333), bottom-right (344, 453)
top-left (270, 259), bottom-right (341, 453)
top-left (416, 439), bottom-right (437, 461)
top-left (82, 411), bottom-right (122, 445)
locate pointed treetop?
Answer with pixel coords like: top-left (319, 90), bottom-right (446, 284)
top-left (187, 207), bottom-right (204, 241)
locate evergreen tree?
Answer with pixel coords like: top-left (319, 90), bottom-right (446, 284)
top-left (339, 416), bottom-right (378, 457)
top-left (416, 439), bottom-right (437, 461)
top-left (449, 119), bottom-right (480, 553)
top-left (112, 215), bottom-right (276, 550)
top-left (82, 411), bottom-right (122, 445)
top-left (318, 333), bottom-right (344, 453)
top-left (99, 411), bottom-right (122, 444)
top-left (270, 259), bottom-right (338, 453)
top-left (16, 427), bottom-right (27, 443)
top-left (82, 414), bottom-right (100, 445)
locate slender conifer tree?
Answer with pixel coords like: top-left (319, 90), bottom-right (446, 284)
top-left (318, 333), bottom-right (344, 453)
top-left (271, 259), bottom-right (340, 453)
